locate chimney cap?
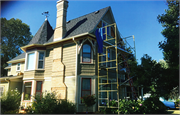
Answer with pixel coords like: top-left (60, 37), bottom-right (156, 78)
top-left (57, 0), bottom-right (68, 3)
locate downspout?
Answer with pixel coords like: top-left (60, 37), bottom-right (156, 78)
top-left (72, 37), bottom-right (78, 112)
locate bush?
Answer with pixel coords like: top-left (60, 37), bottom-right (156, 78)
top-left (175, 99), bottom-right (180, 107)
top-left (27, 92), bottom-right (76, 114)
top-left (143, 97), bottom-right (167, 114)
top-left (1, 89), bottom-right (21, 114)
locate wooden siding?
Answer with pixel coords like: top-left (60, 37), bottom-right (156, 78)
top-left (24, 70), bottom-right (44, 79)
top-left (44, 49), bottom-right (53, 78)
top-left (10, 62), bottom-right (25, 76)
top-left (62, 43), bottom-right (76, 76)
top-left (9, 81), bottom-right (23, 93)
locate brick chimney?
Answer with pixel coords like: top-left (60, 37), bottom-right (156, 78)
top-left (54, 0), bottom-right (68, 41)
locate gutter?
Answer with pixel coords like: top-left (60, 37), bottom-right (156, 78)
top-left (5, 78), bottom-right (10, 91)
top-left (7, 58), bottom-right (25, 64)
top-left (72, 37), bottom-right (78, 112)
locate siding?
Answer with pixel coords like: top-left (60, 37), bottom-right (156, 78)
top-left (0, 83), bottom-right (9, 96)
top-left (65, 76), bottom-right (76, 103)
top-left (24, 70), bottom-right (44, 79)
top-left (10, 62), bottom-right (25, 76)
top-left (62, 43), bottom-right (76, 76)
top-left (9, 81), bottom-right (23, 93)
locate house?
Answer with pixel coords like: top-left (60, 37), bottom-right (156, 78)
top-left (0, 0), bottom-right (137, 112)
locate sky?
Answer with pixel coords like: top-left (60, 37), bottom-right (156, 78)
top-left (1, 0), bottom-right (168, 64)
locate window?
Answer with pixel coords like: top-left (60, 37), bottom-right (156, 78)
top-left (102, 21), bottom-right (111, 37)
top-left (27, 53), bottom-right (35, 70)
top-left (36, 81), bottom-right (42, 96)
top-left (82, 44), bottom-right (91, 63)
top-left (24, 82), bottom-right (32, 100)
top-left (38, 52), bottom-right (45, 69)
top-left (81, 78), bottom-right (91, 97)
top-left (26, 51), bottom-right (45, 70)
top-left (108, 49), bottom-right (111, 67)
top-left (16, 63), bottom-right (21, 71)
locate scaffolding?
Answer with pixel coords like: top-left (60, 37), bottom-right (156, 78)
top-left (97, 23), bottom-right (137, 113)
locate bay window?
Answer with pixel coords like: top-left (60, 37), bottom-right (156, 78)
top-left (81, 78), bottom-right (91, 97)
top-left (26, 50), bottom-right (45, 70)
top-left (24, 82), bottom-right (32, 100)
top-left (36, 81), bottom-right (43, 96)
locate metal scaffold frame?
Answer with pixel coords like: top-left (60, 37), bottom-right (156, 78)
top-left (97, 23), bottom-right (136, 113)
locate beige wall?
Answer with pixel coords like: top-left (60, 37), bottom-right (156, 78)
top-left (63, 43), bottom-right (76, 76)
top-left (0, 82), bottom-right (9, 96)
top-left (65, 76), bottom-right (76, 103)
top-left (9, 81), bottom-right (23, 93)
top-left (10, 62), bottom-right (25, 76)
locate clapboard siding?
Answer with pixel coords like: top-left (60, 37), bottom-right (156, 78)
top-left (24, 70), bottom-right (44, 78)
top-left (10, 62), bottom-right (25, 76)
top-left (63, 43), bottom-right (76, 76)
top-left (44, 49), bottom-right (53, 78)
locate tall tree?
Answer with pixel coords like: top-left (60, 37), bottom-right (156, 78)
top-left (157, 0), bottom-right (179, 69)
top-left (1, 18), bottom-right (32, 76)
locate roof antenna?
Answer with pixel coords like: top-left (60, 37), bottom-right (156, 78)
top-left (42, 11), bottom-right (50, 20)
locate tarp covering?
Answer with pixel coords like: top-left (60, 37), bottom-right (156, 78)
top-left (95, 28), bottom-right (105, 53)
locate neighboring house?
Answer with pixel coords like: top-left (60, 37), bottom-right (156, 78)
top-left (0, 0), bottom-right (135, 112)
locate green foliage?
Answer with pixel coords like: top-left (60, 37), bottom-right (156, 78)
top-left (1, 18), bottom-right (32, 76)
top-left (81, 94), bottom-right (96, 107)
top-left (27, 92), bottom-right (76, 114)
top-left (175, 99), bottom-right (180, 107)
top-left (157, 0), bottom-right (179, 69)
top-left (143, 97), bottom-right (167, 114)
top-left (1, 89), bottom-right (21, 114)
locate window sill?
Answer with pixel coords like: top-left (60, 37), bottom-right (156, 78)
top-left (16, 70), bottom-right (21, 72)
top-left (25, 69), bottom-right (45, 72)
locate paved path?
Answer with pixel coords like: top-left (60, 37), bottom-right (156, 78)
top-left (167, 110), bottom-right (180, 114)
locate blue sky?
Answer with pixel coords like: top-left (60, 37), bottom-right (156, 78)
top-left (1, 0), bottom-right (168, 64)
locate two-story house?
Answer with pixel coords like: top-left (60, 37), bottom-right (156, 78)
top-left (0, 0), bottom-right (136, 112)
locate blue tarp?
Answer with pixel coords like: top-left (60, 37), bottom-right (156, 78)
top-left (95, 28), bottom-right (106, 53)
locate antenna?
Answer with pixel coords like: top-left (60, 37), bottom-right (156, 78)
top-left (42, 11), bottom-right (50, 20)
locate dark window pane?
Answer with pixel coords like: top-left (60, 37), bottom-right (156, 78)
top-left (39, 52), bottom-right (44, 60)
top-left (38, 61), bottom-right (43, 69)
top-left (82, 79), bottom-right (90, 90)
top-left (83, 44), bottom-right (91, 53)
top-left (36, 81), bottom-right (42, 91)
top-left (82, 91), bottom-right (91, 97)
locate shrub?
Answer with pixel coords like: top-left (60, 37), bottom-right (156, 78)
top-left (143, 97), bottom-right (167, 114)
top-left (27, 92), bottom-right (76, 114)
top-left (1, 89), bottom-right (21, 114)
top-left (175, 99), bottom-right (180, 107)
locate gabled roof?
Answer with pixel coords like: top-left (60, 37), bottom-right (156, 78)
top-left (46, 6), bottom-right (110, 43)
top-left (7, 6), bottom-right (110, 63)
top-left (28, 19), bottom-right (54, 45)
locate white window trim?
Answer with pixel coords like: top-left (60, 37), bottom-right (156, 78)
top-left (0, 86), bottom-right (4, 97)
top-left (16, 63), bottom-right (21, 71)
top-left (25, 50), bottom-right (46, 71)
top-left (37, 51), bottom-right (45, 69)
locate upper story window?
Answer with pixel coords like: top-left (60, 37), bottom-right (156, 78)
top-left (82, 44), bottom-right (91, 63)
top-left (38, 52), bottom-right (45, 69)
top-left (102, 20), bottom-right (111, 37)
top-left (26, 50), bottom-right (45, 71)
top-left (16, 63), bottom-right (21, 71)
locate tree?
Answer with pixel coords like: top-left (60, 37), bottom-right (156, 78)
top-left (1, 18), bottom-right (32, 76)
top-left (133, 54), bottom-right (178, 99)
top-left (157, 0), bottom-right (179, 69)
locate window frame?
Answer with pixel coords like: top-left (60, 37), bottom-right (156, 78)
top-left (37, 51), bottom-right (45, 69)
top-left (35, 81), bottom-right (43, 96)
top-left (23, 81), bottom-right (32, 101)
top-left (25, 50), bottom-right (45, 71)
top-left (16, 63), bottom-right (21, 71)
top-left (81, 78), bottom-right (91, 98)
top-left (81, 43), bottom-right (93, 64)
top-left (0, 86), bottom-right (4, 97)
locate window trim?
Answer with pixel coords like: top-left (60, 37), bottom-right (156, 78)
top-left (23, 81), bottom-right (32, 101)
top-left (25, 50), bottom-right (45, 71)
top-left (35, 81), bottom-right (43, 96)
top-left (0, 86), bottom-right (4, 97)
top-left (16, 63), bottom-right (21, 71)
top-left (37, 51), bottom-right (45, 69)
